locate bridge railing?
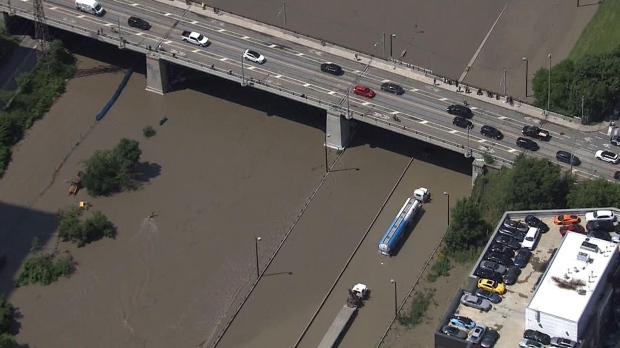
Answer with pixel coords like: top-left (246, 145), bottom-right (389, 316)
top-left (2, 3), bottom-right (516, 167)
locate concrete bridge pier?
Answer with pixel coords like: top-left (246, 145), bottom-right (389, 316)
top-left (471, 158), bottom-right (487, 187)
top-left (145, 53), bottom-right (170, 95)
top-left (326, 109), bottom-right (357, 150)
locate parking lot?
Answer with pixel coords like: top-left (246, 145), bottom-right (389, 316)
top-left (451, 216), bottom-right (564, 347)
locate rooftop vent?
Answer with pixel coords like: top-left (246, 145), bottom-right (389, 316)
top-left (581, 241), bottom-right (599, 253)
top-left (577, 252), bottom-right (591, 263)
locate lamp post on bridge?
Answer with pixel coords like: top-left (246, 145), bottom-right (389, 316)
top-left (522, 57), bottom-right (528, 97)
top-left (255, 237), bottom-right (262, 278)
top-left (443, 192), bottom-right (450, 227)
top-left (389, 34), bottom-right (396, 59)
top-left (241, 53), bottom-right (246, 86)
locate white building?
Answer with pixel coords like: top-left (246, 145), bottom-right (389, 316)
top-left (525, 232), bottom-right (619, 341)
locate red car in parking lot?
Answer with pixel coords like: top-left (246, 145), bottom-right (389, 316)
top-left (353, 85), bottom-right (375, 98)
top-left (559, 224), bottom-right (586, 237)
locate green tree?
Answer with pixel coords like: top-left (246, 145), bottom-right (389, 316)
top-left (442, 197), bottom-right (489, 255)
top-left (0, 296), bottom-right (13, 334)
top-left (57, 207), bottom-right (116, 247)
top-left (566, 179), bottom-right (620, 209)
top-left (17, 252), bottom-right (76, 287)
top-left (0, 333), bottom-right (15, 348)
top-left (81, 138), bottom-right (142, 196)
top-left (504, 155), bottom-right (572, 211)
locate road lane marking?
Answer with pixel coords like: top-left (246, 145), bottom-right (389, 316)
top-left (274, 74), bottom-right (282, 78)
top-left (219, 57), bottom-right (228, 61)
top-left (104, 23), bottom-right (114, 27)
top-left (247, 66), bottom-right (256, 70)
top-left (163, 40), bottom-right (172, 44)
top-left (135, 32), bottom-right (145, 36)
top-left (498, 116), bottom-right (507, 120)
top-left (449, 130), bottom-right (459, 134)
top-left (470, 107), bottom-right (478, 110)
top-left (362, 102), bottom-right (371, 106)
top-left (296, 52), bottom-right (304, 56)
top-left (390, 111), bottom-right (400, 115)
top-left (192, 49), bottom-right (201, 53)
top-left (218, 29), bottom-right (226, 32)
top-left (131, 3), bottom-right (139, 6)
top-left (77, 15), bottom-right (85, 18)
top-left (49, 6), bottom-right (57, 9)
top-left (478, 139), bottom-right (487, 143)
top-left (409, 88), bottom-right (419, 92)
top-left (303, 83), bottom-right (311, 87)
top-left (164, 13), bottom-right (172, 16)
top-left (268, 44), bottom-right (278, 48)
top-left (242, 36), bottom-right (250, 40)
top-left (381, 79), bottom-right (391, 83)
top-left (439, 98), bottom-right (449, 101)
top-left (419, 120), bottom-right (429, 124)
top-left (192, 20), bottom-right (198, 24)
top-left (508, 149), bottom-right (519, 153)
top-left (328, 91), bottom-right (337, 95)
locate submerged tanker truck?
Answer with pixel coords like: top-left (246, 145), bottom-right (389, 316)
top-left (317, 283), bottom-right (369, 348)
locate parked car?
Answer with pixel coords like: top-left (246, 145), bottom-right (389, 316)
top-left (480, 260), bottom-right (507, 274)
top-left (516, 137), bottom-right (539, 151)
top-left (522, 125), bottom-right (551, 140)
top-left (485, 252), bottom-right (514, 267)
top-left (128, 16), bottom-right (151, 30)
top-left (467, 324), bottom-right (487, 344)
top-left (450, 315), bottom-right (475, 330)
top-left (489, 243), bottom-right (516, 258)
top-left (519, 339), bottom-right (545, 348)
top-left (494, 234), bottom-right (521, 250)
top-left (525, 215), bottom-right (550, 233)
top-left (460, 294), bottom-right (492, 312)
top-left (497, 227), bottom-right (525, 241)
top-left (559, 224), bottom-right (586, 236)
top-left (550, 337), bottom-right (578, 348)
top-left (585, 210), bottom-right (616, 222)
top-left (588, 230), bottom-right (611, 241)
top-left (380, 82), bottom-right (405, 95)
top-left (477, 278), bottom-right (506, 295)
top-left (480, 329), bottom-right (500, 348)
top-left (504, 219), bottom-right (529, 232)
top-left (556, 150), bottom-right (580, 166)
top-left (521, 227), bottom-right (540, 250)
top-left (442, 325), bottom-right (467, 339)
top-left (447, 104), bottom-right (473, 118)
top-left (243, 49), bottom-right (266, 64)
top-left (595, 149), bottom-right (620, 164)
top-left (320, 63), bottom-right (343, 75)
top-left (473, 267), bottom-right (504, 283)
top-left (503, 265), bottom-right (521, 285)
top-left (480, 125), bottom-right (503, 139)
top-left (474, 288), bottom-right (502, 304)
top-left (514, 248), bottom-right (532, 268)
top-left (553, 214), bottom-right (580, 225)
top-left (353, 84), bottom-right (375, 98)
top-left (612, 135), bottom-right (620, 146)
top-left (453, 116), bottom-right (473, 129)
top-left (586, 220), bottom-right (615, 233)
top-left (524, 330), bottom-right (551, 345)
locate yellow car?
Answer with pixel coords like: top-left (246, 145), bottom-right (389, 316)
top-left (477, 278), bottom-right (506, 295)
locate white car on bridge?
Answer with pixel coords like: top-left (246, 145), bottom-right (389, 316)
top-left (243, 49), bottom-right (266, 64)
top-left (181, 30), bottom-right (209, 47)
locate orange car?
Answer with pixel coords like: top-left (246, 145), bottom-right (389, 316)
top-left (553, 214), bottom-right (581, 225)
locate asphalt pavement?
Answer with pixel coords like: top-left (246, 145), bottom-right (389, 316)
top-left (4, 0), bottom-right (620, 181)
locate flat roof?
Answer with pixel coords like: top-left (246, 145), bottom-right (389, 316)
top-left (526, 233), bottom-right (617, 322)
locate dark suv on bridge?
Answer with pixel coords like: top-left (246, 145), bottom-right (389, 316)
top-left (128, 16), bottom-right (151, 30)
top-left (320, 63), bottom-right (343, 76)
top-left (447, 104), bottom-right (473, 118)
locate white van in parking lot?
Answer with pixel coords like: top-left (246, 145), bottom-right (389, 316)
top-left (521, 227), bottom-right (539, 250)
top-left (75, 0), bottom-right (104, 16)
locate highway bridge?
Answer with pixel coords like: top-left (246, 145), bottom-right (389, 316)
top-left (1, 0), bottom-right (618, 181)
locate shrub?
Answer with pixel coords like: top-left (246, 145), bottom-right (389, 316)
top-left (143, 126), bottom-right (156, 138)
top-left (398, 288), bottom-right (436, 328)
top-left (483, 153), bottom-right (494, 165)
top-left (57, 207), bottom-right (116, 247)
top-left (426, 257), bottom-right (452, 283)
top-left (81, 138), bottom-right (142, 196)
top-left (17, 251), bottom-right (76, 286)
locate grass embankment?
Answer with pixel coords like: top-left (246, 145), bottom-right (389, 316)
top-left (570, 0), bottom-right (620, 60)
top-left (0, 40), bottom-right (76, 177)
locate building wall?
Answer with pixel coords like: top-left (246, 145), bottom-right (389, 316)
top-left (525, 308), bottom-right (578, 339)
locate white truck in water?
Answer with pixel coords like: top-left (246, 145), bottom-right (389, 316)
top-left (317, 283), bottom-right (369, 348)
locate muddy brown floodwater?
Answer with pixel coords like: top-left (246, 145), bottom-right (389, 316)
top-left (0, 33), bottom-right (472, 348)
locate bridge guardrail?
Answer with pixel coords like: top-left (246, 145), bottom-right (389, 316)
top-left (2, 4), bottom-right (516, 167)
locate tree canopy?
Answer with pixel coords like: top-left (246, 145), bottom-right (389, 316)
top-left (442, 197), bottom-right (489, 255)
top-left (57, 207), bottom-right (116, 247)
top-left (532, 46), bottom-right (620, 122)
top-left (566, 179), bottom-right (620, 209)
top-left (81, 138), bottom-right (142, 196)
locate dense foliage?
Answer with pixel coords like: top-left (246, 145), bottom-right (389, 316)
top-left (17, 251), bottom-right (76, 287)
top-left (81, 138), bottom-right (142, 196)
top-left (0, 296), bottom-right (14, 348)
top-left (0, 40), bottom-right (76, 176)
top-left (443, 155), bottom-right (582, 256)
top-left (57, 207), bottom-right (116, 247)
top-left (532, 47), bottom-right (620, 122)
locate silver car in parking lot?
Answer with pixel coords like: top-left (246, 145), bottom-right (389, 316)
top-left (460, 293), bottom-right (492, 312)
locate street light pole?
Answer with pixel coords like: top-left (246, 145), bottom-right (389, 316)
top-left (571, 95), bottom-right (584, 173)
top-left (443, 192), bottom-right (450, 227)
top-left (324, 133), bottom-right (329, 173)
top-left (390, 34), bottom-right (396, 59)
top-left (241, 53), bottom-right (246, 86)
top-left (522, 57), bottom-right (528, 97)
top-left (255, 237), bottom-right (262, 278)
top-left (390, 279), bottom-right (397, 317)
top-left (547, 54), bottom-right (552, 113)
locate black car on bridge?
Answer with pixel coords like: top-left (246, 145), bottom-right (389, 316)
top-left (128, 16), bottom-right (151, 30)
top-left (320, 63), bottom-right (343, 76)
top-left (516, 137), bottom-right (539, 151)
top-left (447, 104), bottom-right (473, 118)
top-left (522, 125), bottom-right (551, 141)
top-left (380, 82), bottom-right (405, 95)
top-left (453, 116), bottom-right (473, 130)
top-left (480, 125), bottom-right (503, 140)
